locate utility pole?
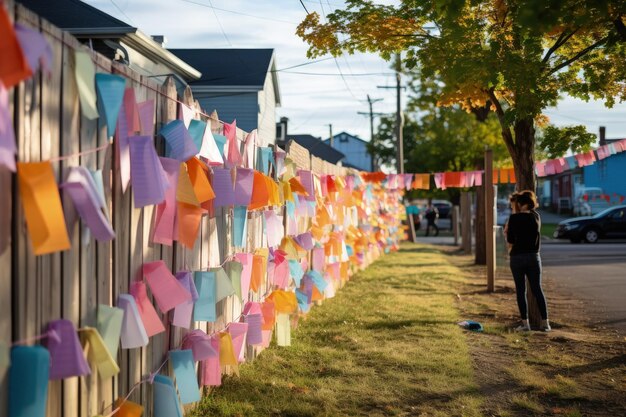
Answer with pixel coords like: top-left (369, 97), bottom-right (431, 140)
top-left (377, 53), bottom-right (405, 174)
top-left (328, 123), bottom-right (333, 147)
top-left (357, 95), bottom-right (384, 171)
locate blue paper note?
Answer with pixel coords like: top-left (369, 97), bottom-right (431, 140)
top-left (95, 73), bottom-right (126, 137)
top-left (213, 134), bottom-right (227, 156)
top-left (9, 346), bottom-right (49, 417)
top-left (169, 349), bottom-right (201, 404)
top-left (160, 120), bottom-right (199, 161)
top-left (565, 155), bottom-right (577, 170)
top-left (187, 119), bottom-right (207, 151)
top-left (295, 289), bottom-right (310, 313)
top-left (307, 270), bottom-right (328, 293)
top-left (288, 260), bottom-right (304, 287)
top-left (153, 374), bottom-right (184, 417)
top-left (193, 271), bottom-right (216, 322)
top-left (256, 147), bottom-right (274, 175)
top-left (232, 206), bottom-right (248, 248)
top-left (97, 304), bottom-right (123, 360)
top-left (285, 200), bottom-right (295, 218)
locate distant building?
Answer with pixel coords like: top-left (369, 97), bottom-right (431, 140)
top-left (276, 117), bottom-right (345, 165)
top-left (582, 127), bottom-right (626, 198)
top-left (18, 0), bottom-right (201, 93)
top-left (323, 132), bottom-right (373, 171)
top-left (169, 49), bottom-right (281, 146)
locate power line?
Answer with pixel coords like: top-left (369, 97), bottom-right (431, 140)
top-left (202, 0), bottom-right (231, 46)
top-left (278, 70), bottom-right (394, 76)
top-left (298, 0), bottom-right (311, 14)
top-left (180, 0), bottom-right (296, 25)
top-left (108, 0), bottom-right (135, 25)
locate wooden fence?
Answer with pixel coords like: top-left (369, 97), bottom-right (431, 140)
top-left (0, 1), bottom-right (372, 416)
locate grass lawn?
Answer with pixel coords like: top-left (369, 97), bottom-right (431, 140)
top-left (541, 223), bottom-right (557, 239)
top-left (189, 243), bottom-right (482, 416)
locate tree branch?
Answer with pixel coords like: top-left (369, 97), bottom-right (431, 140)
top-left (541, 28), bottom-right (578, 66)
top-left (547, 36), bottom-right (609, 75)
top-left (486, 88), bottom-right (516, 153)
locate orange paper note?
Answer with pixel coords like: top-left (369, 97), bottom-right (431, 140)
top-left (250, 254), bottom-right (266, 293)
top-left (0, 6), bottom-right (32, 88)
top-left (248, 171), bottom-right (269, 210)
top-left (261, 301), bottom-right (276, 331)
top-left (266, 290), bottom-right (297, 314)
top-left (187, 158), bottom-right (215, 203)
top-left (17, 162), bottom-right (70, 255)
top-left (176, 202), bottom-right (206, 249)
top-left (114, 398), bottom-right (144, 417)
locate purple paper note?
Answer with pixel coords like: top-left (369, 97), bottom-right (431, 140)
top-left (61, 167), bottom-right (115, 241)
top-left (244, 314), bottom-right (263, 346)
top-left (294, 232), bottom-right (314, 251)
top-left (182, 329), bottom-right (217, 361)
top-left (298, 170), bottom-right (315, 201)
top-left (212, 168), bottom-right (235, 208)
top-left (138, 99), bottom-right (155, 135)
top-left (228, 322), bottom-right (248, 363)
top-left (0, 84), bottom-right (16, 171)
top-left (160, 120), bottom-right (198, 161)
top-left (14, 23), bottom-right (53, 75)
top-left (234, 167), bottom-right (254, 206)
top-left (152, 157), bottom-right (180, 246)
top-left (143, 261), bottom-right (192, 313)
top-left (129, 135), bottom-right (167, 208)
top-left (44, 319), bottom-right (90, 380)
top-left (173, 271), bottom-right (199, 329)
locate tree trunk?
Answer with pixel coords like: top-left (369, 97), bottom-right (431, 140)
top-left (510, 117), bottom-right (542, 329)
top-left (475, 186), bottom-right (486, 265)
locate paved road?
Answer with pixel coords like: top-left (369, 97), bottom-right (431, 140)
top-left (541, 241), bottom-right (626, 334)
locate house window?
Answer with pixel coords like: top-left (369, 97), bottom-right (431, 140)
top-left (339, 135), bottom-right (348, 143)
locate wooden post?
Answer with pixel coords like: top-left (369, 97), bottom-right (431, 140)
top-left (452, 206), bottom-right (460, 246)
top-left (461, 192), bottom-right (472, 254)
top-left (485, 149), bottom-right (496, 292)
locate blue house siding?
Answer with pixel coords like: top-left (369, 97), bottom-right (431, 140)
top-left (583, 152), bottom-right (626, 197)
top-left (195, 92), bottom-right (259, 133)
top-left (324, 132), bottom-right (372, 171)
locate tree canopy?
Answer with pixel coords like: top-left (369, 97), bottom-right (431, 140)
top-left (297, 0), bottom-right (626, 189)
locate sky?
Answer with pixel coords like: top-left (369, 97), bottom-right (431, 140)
top-left (86, 0), bottom-right (626, 144)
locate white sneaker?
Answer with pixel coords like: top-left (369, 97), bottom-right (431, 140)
top-left (515, 320), bottom-right (531, 332)
top-left (541, 320), bottom-right (552, 332)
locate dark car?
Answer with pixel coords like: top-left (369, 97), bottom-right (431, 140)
top-left (432, 200), bottom-right (452, 219)
top-left (554, 205), bottom-right (626, 243)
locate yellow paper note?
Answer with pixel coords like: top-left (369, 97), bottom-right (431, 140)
top-left (74, 50), bottom-right (99, 120)
top-left (17, 162), bottom-right (71, 255)
top-left (275, 313), bottom-right (291, 346)
top-left (177, 164), bottom-right (200, 206)
top-left (218, 332), bottom-right (238, 366)
top-left (79, 327), bottom-right (120, 380)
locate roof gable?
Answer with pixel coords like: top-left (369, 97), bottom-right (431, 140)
top-left (324, 131), bottom-right (369, 145)
top-left (18, 0), bottom-right (133, 31)
top-left (286, 134), bottom-right (345, 164)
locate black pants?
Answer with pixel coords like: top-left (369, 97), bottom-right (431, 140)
top-left (509, 253), bottom-right (549, 320)
top-left (425, 221), bottom-right (439, 236)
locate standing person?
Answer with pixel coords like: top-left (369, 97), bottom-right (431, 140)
top-left (506, 190), bottom-right (551, 332)
top-left (424, 203), bottom-right (439, 237)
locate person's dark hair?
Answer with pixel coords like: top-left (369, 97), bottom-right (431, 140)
top-left (509, 192), bottom-right (520, 205)
top-left (516, 190), bottom-right (537, 209)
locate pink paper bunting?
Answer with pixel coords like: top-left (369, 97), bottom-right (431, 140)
top-left (142, 261), bottom-right (192, 313)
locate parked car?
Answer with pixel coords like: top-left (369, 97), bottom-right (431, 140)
top-left (572, 187), bottom-right (609, 216)
top-left (432, 200), bottom-right (453, 219)
top-left (554, 205), bottom-right (626, 243)
top-left (496, 198), bottom-right (511, 226)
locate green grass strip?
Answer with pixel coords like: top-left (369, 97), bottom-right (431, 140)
top-left (190, 243), bottom-right (483, 416)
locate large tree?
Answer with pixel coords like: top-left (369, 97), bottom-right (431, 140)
top-left (297, 0), bottom-right (626, 191)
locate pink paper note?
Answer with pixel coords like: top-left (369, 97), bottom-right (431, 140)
top-left (44, 319), bottom-right (90, 380)
top-left (212, 168), bottom-right (235, 208)
top-left (129, 135), bottom-right (168, 207)
top-left (228, 322), bottom-right (248, 363)
top-left (298, 170), bottom-right (315, 201)
top-left (182, 329), bottom-right (217, 361)
top-left (0, 85), bottom-right (16, 171)
top-left (152, 157), bottom-right (180, 246)
top-left (312, 247), bottom-right (325, 272)
top-left (235, 253), bottom-right (252, 299)
top-left (273, 259), bottom-right (290, 289)
top-left (234, 167), bottom-right (254, 206)
top-left (224, 120), bottom-right (242, 167)
top-left (261, 330), bottom-right (272, 348)
top-left (173, 271), bottom-right (199, 329)
top-left (242, 301), bottom-right (263, 316)
top-left (115, 99), bottom-right (131, 192)
top-left (244, 314), bottom-right (263, 346)
top-left (138, 99), bottom-right (155, 135)
top-left (130, 281), bottom-right (165, 337)
top-left (474, 171), bottom-right (483, 186)
top-left (123, 88), bottom-right (140, 135)
top-left (264, 210), bottom-right (284, 248)
top-left (143, 261), bottom-right (192, 313)
top-left (118, 294), bottom-right (149, 348)
top-left (201, 336), bottom-right (221, 386)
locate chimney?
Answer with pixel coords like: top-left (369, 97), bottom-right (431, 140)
top-left (151, 35), bottom-right (167, 47)
top-left (278, 117), bottom-right (288, 141)
top-left (599, 126), bottom-right (606, 146)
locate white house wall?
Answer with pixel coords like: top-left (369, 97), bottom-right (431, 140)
top-left (257, 72), bottom-right (277, 146)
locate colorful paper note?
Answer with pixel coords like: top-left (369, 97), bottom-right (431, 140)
top-left (256, 147), bottom-right (273, 175)
top-left (74, 50), bottom-right (99, 119)
top-left (198, 125), bottom-right (223, 165)
top-left (160, 120), bottom-right (199, 161)
top-left (213, 134), bottom-right (227, 157)
top-left (9, 346), bottom-right (49, 417)
top-left (176, 202), bottom-right (206, 248)
top-left (170, 349), bottom-right (201, 404)
top-left (138, 99), bottom-right (155, 135)
top-left (115, 98), bottom-right (131, 192)
top-left (0, 7), bottom-right (32, 88)
top-left (117, 294), bottom-right (149, 349)
top-left (114, 399), bottom-right (143, 417)
top-left (266, 290), bottom-right (297, 314)
top-left (244, 314), bottom-right (263, 346)
top-left (264, 210), bottom-right (284, 248)
top-left (312, 247), bottom-right (325, 272)
top-left (201, 336), bottom-right (221, 386)
top-left (44, 319), bottom-right (90, 380)
top-left (294, 232), bottom-right (314, 251)
top-left (95, 73), bottom-right (126, 137)
top-left (173, 271), bottom-right (199, 329)
top-left (97, 304), bottom-right (123, 361)
top-left (248, 171), bottom-right (269, 210)
top-left (212, 168), bottom-right (235, 208)
top-left (275, 313), bottom-right (291, 346)
top-left (79, 327), bottom-right (120, 379)
top-left (234, 253), bottom-right (252, 299)
top-left (224, 260), bottom-right (243, 301)
top-left (288, 260), bottom-right (304, 287)
top-left (17, 162), bottom-right (71, 255)
top-left (188, 119), bottom-right (207, 151)
top-left (179, 103), bottom-right (195, 128)
top-left (187, 157), bottom-right (215, 203)
top-left (250, 254), bottom-right (265, 293)
top-left (61, 166), bottom-right (115, 241)
top-left (142, 261), bottom-right (192, 313)
top-left (0, 84), bottom-right (17, 171)
top-left (14, 23), bottom-right (52, 76)
top-left (232, 206), bottom-right (248, 248)
top-left (228, 322), bottom-right (248, 363)
top-left (218, 332), bottom-right (238, 367)
top-left (261, 302), bottom-right (276, 331)
top-left (122, 88), bottom-right (140, 135)
top-left (194, 271), bottom-right (216, 322)
top-left (181, 330), bottom-right (217, 361)
top-left (224, 120), bottom-right (242, 167)
top-left (129, 135), bottom-right (168, 208)
top-left (152, 157), bottom-right (179, 245)
top-left (153, 375), bottom-right (184, 417)
top-left (215, 267), bottom-right (235, 301)
top-left (234, 167), bottom-right (254, 206)
top-left (130, 281), bottom-right (165, 337)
